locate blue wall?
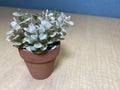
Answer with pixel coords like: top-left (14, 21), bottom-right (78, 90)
top-left (0, 0), bottom-right (120, 18)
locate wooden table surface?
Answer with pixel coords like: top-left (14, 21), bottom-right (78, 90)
top-left (0, 6), bottom-right (120, 90)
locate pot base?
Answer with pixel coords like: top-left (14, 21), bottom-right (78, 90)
top-left (25, 61), bottom-right (54, 80)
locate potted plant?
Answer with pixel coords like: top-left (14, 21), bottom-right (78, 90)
top-left (6, 9), bottom-right (74, 79)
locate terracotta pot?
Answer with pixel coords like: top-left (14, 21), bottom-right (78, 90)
top-left (18, 44), bottom-right (60, 80)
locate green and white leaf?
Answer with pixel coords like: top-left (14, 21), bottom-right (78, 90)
top-left (62, 28), bottom-right (67, 33)
top-left (58, 16), bottom-right (63, 23)
top-left (30, 46), bottom-right (36, 51)
top-left (22, 38), bottom-right (31, 43)
top-left (41, 46), bottom-right (47, 51)
top-left (31, 35), bottom-right (38, 40)
top-left (67, 21), bottom-right (74, 25)
top-left (26, 46), bottom-right (32, 51)
top-left (37, 25), bottom-right (45, 33)
top-left (38, 16), bottom-right (43, 21)
top-left (41, 20), bottom-right (52, 29)
top-left (50, 32), bottom-right (56, 37)
top-left (13, 12), bottom-right (24, 16)
top-left (48, 13), bottom-right (53, 17)
top-left (28, 23), bottom-right (36, 33)
top-left (20, 18), bottom-right (30, 24)
top-left (24, 32), bottom-right (29, 37)
top-left (34, 43), bottom-right (43, 48)
top-left (6, 36), bottom-right (11, 41)
top-left (6, 30), bottom-right (13, 35)
top-left (51, 45), bottom-right (57, 50)
top-left (39, 34), bottom-right (47, 40)
top-left (48, 41), bottom-right (53, 44)
top-left (13, 42), bottom-right (21, 46)
top-left (10, 21), bottom-right (20, 30)
top-left (13, 35), bottom-right (20, 40)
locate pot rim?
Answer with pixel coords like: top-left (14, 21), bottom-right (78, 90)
top-left (18, 44), bottom-right (60, 64)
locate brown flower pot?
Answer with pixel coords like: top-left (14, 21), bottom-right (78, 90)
top-left (18, 44), bottom-right (60, 80)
